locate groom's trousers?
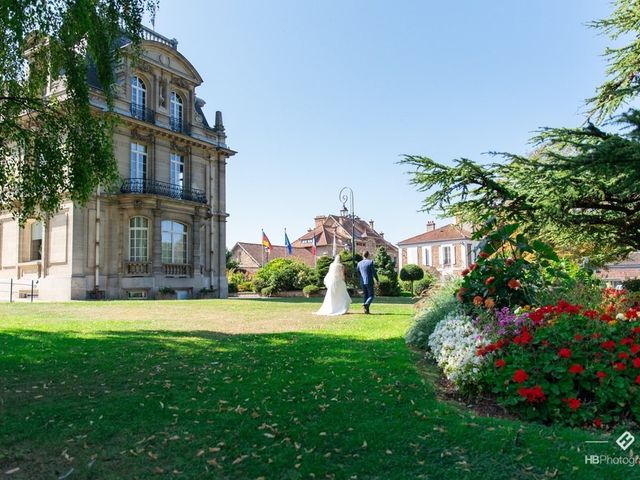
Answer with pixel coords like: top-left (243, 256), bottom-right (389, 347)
top-left (362, 283), bottom-right (375, 307)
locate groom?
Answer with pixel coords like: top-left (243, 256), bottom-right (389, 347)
top-left (357, 251), bottom-right (379, 314)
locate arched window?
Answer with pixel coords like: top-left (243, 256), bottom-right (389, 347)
top-left (129, 217), bottom-right (149, 262)
top-left (131, 76), bottom-right (147, 119)
top-left (170, 92), bottom-right (183, 131)
top-left (161, 220), bottom-right (187, 264)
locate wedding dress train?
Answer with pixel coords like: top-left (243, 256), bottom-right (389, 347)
top-left (314, 256), bottom-right (352, 316)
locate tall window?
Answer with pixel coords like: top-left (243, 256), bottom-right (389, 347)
top-left (161, 221), bottom-right (187, 264)
top-left (170, 92), bottom-right (183, 131)
top-left (129, 217), bottom-right (149, 262)
top-left (170, 153), bottom-right (184, 190)
top-left (442, 246), bottom-right (452, 266)
top-left (131, 76), bottom-right (147, 119)
top-left (30, 221), bottom-right (43, 261)
top-left (130, 143), bottom-right (146, 192)
top-left (422, 246), bottom-right (431, 267)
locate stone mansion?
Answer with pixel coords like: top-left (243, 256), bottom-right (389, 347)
top-left (0, 27), bottom-right (235, 300)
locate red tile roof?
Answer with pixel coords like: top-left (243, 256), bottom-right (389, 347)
top-left (397, 224), bottom-right (473, 245)
top-left (232, 242), bottom-right (316, 268)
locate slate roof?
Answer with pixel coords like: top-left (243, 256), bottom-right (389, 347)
top-left (397, 224), bottom-right (473, 246)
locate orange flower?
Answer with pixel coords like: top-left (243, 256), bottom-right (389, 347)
top-left (507, 278), bottom-right (521, 290)
top-left (484, 297), bottom-right (495, 309)
top-left (484, 276), bottom-right (495, 285)
top-left (473, 295), bottom-right (483, 306)
top-left (479, 252), bottom-right (489, 259)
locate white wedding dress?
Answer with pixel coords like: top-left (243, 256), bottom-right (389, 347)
top-left (314, 257), bottom-right (352, 316)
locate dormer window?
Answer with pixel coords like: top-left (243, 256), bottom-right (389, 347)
top-left (131, 76), bottom-right (147, 120)
top-left (170, 92), bottom-right (184, 132)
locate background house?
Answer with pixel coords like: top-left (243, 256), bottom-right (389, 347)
top-left (0, 27), bottom-right (234, 300)
top-left (292, 214), bottom-right (398, 263)
top-left (397, 221), bottom-right (478, 278)
top-left (229, 242), bottom-right (315, 273)
top-left (596, 252), bottom-right (640, 287)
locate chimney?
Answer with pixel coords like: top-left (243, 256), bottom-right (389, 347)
top-left (426, 221), bottom-right (436, 232)
top-left (369, 220), bottom-right (374, 230)
top-left (314, 216), bottom-right (327, 228)
top-left (380, 232), bottom-right (384, 238)
top-left (214, 111), bottom-right (225, 132)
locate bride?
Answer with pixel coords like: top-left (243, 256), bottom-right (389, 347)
top-left (314, 256), bottom-right (352, 316)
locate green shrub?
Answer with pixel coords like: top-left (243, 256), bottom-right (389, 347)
top-left (400, 264), bottom-right (424, 294)
top-left (413, 275), bottom-right (435, 296)
top-left (339, 251), bottom-right (363, 287)
top-left (303, 285), bottom-right (321, 297)
top-left (228, 282), bottom-right (238, 294)
top-left (623, 278), bottom-right (640, 292)
top-left (252, 258), bottom-right (312, 293)
top-left (375, 275), bottom-right (401, 296)
top-left (315, 256), bottom-right (334, 285)
top-left (405, 281), bottom-right (460, 350)
top-left (260, 286), bottom-right (274, 297)
top-left (158, 287), bottom-right (175, 295)
top-left (237, 281), bottom-right (253, 292)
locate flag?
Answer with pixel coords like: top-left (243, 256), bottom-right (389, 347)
top-left (311, 234), bottom-right (317, 256)
top-left (262, 230), bottom-right (272, 253)
top-left (332, 229), bottom-right (337, 257)
top-left (284, 229), bottom-right (292, 255)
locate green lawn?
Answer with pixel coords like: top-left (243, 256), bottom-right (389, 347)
top-left (0, 298), bottom-right (633, 479)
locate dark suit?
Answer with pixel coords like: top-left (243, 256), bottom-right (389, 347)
top-left (357, 258), bottom-right (379, 308)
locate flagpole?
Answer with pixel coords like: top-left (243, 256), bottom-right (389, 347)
top-left (261, 229), bottom-right (264, 267)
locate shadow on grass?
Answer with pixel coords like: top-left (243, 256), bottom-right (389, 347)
top-left (0, 328), bottom-right (623, 480)
top-left (236, 296), bottom-right (416, 305)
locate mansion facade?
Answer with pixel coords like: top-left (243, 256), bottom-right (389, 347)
top-left (0, 28), bottom-right (234, 300)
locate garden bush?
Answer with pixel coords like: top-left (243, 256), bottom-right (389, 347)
top-left (406, 281), bottom-right (460, 350)
top-left (400, 264), bottom-right (424, 294)
top-left (303, 284), bottom-right (321, 297)
top-left (252, 258), bottom-right (313, 293)
top-left (413, 275), bottom-right (435, 296)
top-left (375, 275), bottom-right (401, 296)
top-left (237, 281), bottom-right (253, 292)
top-left (374, 247), bottom-right (400, 296)
top-left (260, 286), bottom-right (275, 297)
top-left (623, 278), bottom-right (640, 292)
top-left (228, 282), bottom-right (238, 294)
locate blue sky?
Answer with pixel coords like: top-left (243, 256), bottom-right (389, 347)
top-left (151, 0), bottom-right (612, 248)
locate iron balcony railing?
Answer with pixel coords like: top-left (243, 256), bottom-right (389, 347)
top-left (120, 179), bottom-right (207, 204)
top-left (130, 103), bottom-right (156, 124)
top-left (169, 117), bottom-right (191, 135)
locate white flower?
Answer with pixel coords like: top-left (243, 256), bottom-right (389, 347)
top-left (427, 312), bottom-right (486, 387)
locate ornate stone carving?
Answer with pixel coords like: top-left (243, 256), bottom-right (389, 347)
top-left (170, 141), bottom-right (188, 154)
top-left (172, 77), bottom-right (190, 89)
top-left (131, 129), bottom-right (154, 143)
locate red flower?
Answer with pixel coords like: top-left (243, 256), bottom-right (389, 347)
top-left (633, 358), bottom-right (640, 368)
top-left (479, 252), bottom-right (489, 259)
top-left (569, 364), bottom-right (584, 374)
top-left (495, 359), bottom-right (506, 368)
top-left (485, 276), bottom-right (495, 286)
top-left (574, 334), bottom-right (583, 341)
top-left (591, 332), bottom-right (602, 339)
top-left (513, 369), bottom-right (529, 383)
top-left (596, 371), bottom-right (607, 379)
top-left (621, 337), bottom-right (634, 346)
top-left (614, 362), bottom-right (626, 371)
top-left (583, 310), bottom-right (598, 320)
top-left (514, 328), bottom-right (533, 346)
top-left (600, 314), bottom-right (614, 323)
top-left (633, 327), bottom-right (640, 334)
top-left (564, 397), bottom-right (581, 411)
top-left (594, 418), bottom-right (603, 428)
top-left (518, 385), bottom-right (546, 403)
top-left (631, 344), bottom-right (640, 355)
top-left (619, 352), bottom-right (630, 360)
top-left (461, 268), bottom-right (470, 277)
top-left (601, 340), bottom-right (616, 351)
top-left (558, 348), bottom-right (572, 359)
top-left (636, 375), bottom-right (640, 385)
top-left (469, 263), bottom-right (478, 271)
top-left (627, 308), bottom-right (639, 319)
top-left (473, 295), bottom-right (483, 306)
top-left (507, 279), bottom-right (521, 290)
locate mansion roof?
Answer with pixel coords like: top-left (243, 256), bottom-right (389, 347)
top-left (232, 242), bottom-right (316, 268)
top-left (397, 224), bottom-right (473, 246)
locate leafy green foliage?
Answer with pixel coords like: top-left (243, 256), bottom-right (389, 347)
top-left (412, 276), bottom-right (434, 297)
top-left (314, 255), bottom-right (334, 286)
top-left (399, 264), bottom-right (424, 295)
top-left (252, 258), bottom-right (313, 293)
top-left (623, 278), bottom-right (640, 292)
top-left (374, 247), bottom-right (400, 296)
top-left (0, 0), bottom-right (157, 221)
top-left (302, 284), bottom-right (320, 297)
top-left (374, 275), bottom-right (401, 297)
top-left (406, 281), bottom-right (461, 349)
top-left (339, 250), bottom-right (362, 287)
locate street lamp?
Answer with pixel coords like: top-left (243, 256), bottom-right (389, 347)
top-left (339, 187), bottom-right (356, 281)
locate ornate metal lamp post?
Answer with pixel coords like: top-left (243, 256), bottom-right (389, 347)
top-left (339, 187), bottom-right (356, 279)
